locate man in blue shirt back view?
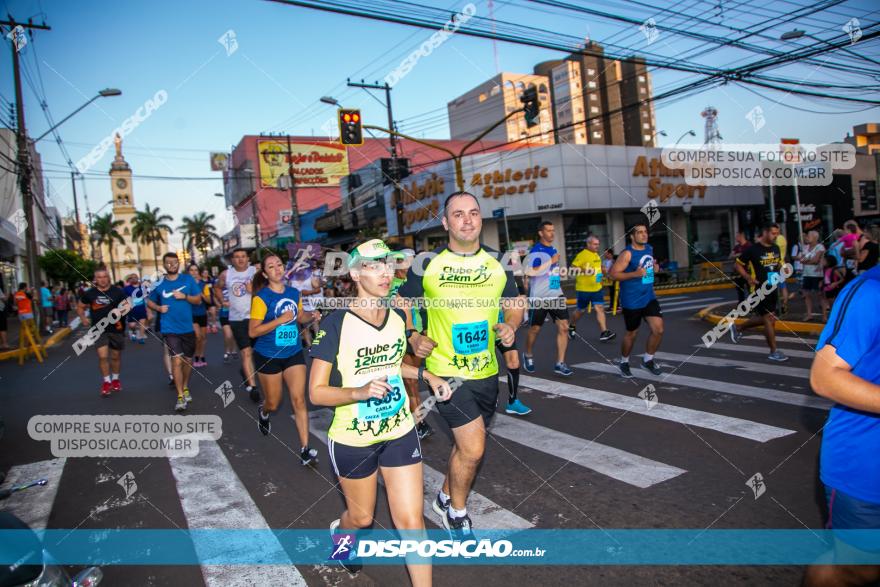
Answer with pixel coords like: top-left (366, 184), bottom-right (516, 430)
top-left (805, 265), bottom-right (880, 585)
top-left (147, 252), bottom-right (202, 412)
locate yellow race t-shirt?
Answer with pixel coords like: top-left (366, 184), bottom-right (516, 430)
top-left (398, 247), bottom-right (519, 380)
top-left (571, 249), bottom-right (604, 293)
top-left (309, 308), bottom-right (413, 446)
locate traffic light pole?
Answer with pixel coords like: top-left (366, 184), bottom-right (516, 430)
top-left (364, 105), bottom-right (524, 191)
top-left (346, 80), bottom-right (404, 234)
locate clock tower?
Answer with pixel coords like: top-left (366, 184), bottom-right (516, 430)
top-left (98, 133), bottom-right (166, 279)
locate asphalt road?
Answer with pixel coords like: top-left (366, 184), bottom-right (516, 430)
top-left (0, 290), bottom-right (830, 586)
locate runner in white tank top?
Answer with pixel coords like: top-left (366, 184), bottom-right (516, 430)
top-left (215, 249), bottom-right (260, 402)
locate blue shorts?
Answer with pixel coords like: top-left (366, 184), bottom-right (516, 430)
top-left (825, 485), bottom-right (880, 552)
top-left (576, 290), bottom-right (605, 310)
top-left (127, 306), bottom-right (147, 321)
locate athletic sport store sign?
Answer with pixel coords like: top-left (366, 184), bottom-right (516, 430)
top-left (384, 144), bottom-right (764, 234)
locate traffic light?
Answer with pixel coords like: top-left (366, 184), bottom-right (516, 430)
top-left (520, 86), bottom-right (540, 128)
top-left (338, 109), bottom-right (363, 146)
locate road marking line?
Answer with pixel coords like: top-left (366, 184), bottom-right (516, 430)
top-left (653, 351), bottom-right (810, 379)
top-left (506, 375), bottom-right (794, 442)
top-left (744, 334), bottom-right (818, 345)
top-left (663, 302), bottom-right (727, 313)
top-left (491, 414), bottom-right (686, 488)
top-left (660, 297), bottom-right (724, 307)
top-left (573, 362), bottom-right (831, 410)
top-left (0, 458), bottom-right (66, 530)
top-left (700, 342), bottom-right (814, 359)
top-left (308, 411), bottom-right (534, 531)
top-left (168, 437), bottom-right (307, 586)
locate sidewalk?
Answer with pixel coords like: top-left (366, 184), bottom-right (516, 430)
top-left (697, 288), bottom-right (828, 335)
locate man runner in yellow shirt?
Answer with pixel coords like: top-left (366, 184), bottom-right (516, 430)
top-left (399, 191), bottom-right (523, 539)
top-left (569, 235), bottom-right (615, 342)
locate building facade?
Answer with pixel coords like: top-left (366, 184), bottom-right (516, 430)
top-left (447, 72), bottom-right (554, 145)
top-left (535, 42), bottom-right (657, 147)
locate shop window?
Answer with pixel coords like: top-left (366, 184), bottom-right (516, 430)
top-left (690, 209), bottom-right (731, 261)
top-left (564, 213), bottom-right (609, 261)
top-left (624, 211), bottom-right (670, 266)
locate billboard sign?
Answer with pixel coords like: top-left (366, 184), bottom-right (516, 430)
top-left (257, 140), bottom-right (349, 188)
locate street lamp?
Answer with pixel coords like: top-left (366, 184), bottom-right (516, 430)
top-left (34, 89), bottom-right (122, 142)
top-left (320, 96), bottom-right (339, 106)
top-left (675, 130), bottom-right (697, 145)
top-left (780, 29), bottom-right (880, 67)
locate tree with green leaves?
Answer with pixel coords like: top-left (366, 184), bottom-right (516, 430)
top-left (91, 213), bottom-right (125, 281)
top-left (38, 249), bottom-right (98, 288)
top-left (132, 203), bottom-right (173, 273)
top-left (178, 212), bottom-right (220, 263)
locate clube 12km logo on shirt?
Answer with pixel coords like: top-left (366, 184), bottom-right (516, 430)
top-left (329, 534), bottom-right (518, 560)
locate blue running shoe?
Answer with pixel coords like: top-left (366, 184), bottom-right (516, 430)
top-left (505, 398), bottom-right (532, 416)
top-left (554, 362), bottom-right (573, 376)
top-left (522, 353), bottom-right (535, 373)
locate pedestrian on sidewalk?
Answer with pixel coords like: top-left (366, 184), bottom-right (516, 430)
top-left (39, 282), bottom-right (54, 334)
top-left (53, 287), bottom-right (70, 327)
top-left (805, 264), bottom-right (880, 586)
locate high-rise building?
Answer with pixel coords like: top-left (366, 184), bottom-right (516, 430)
top-left (447, 72), bottom-right (553, 145)
top-left (535, 42), bottom-right (657, 147)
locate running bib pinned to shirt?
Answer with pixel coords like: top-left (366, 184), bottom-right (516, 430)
top-left (642, 267), bottom-right (655, 285)
top-left (452, 320), bottom-right (489, 355)
top-left (358, 373), bottom-right (405, 422)
top-left (549, 269), bottom-right (561, 290)
top-left (595, 272), bottom-right (603, 283)
top-left (275, 323), bottom-right (300, 346)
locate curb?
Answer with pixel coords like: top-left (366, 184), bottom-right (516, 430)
top-left (697, 302), bottom-right (826, 335)
top-left (0, 326), bottom-right (73, 362)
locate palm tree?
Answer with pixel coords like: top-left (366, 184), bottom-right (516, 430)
top-left (132, 204), bottom-right (173, 273)
top-left (178, 212), bottom-right (220, 263)
top-left (91, 213), bottom-right (125, 281)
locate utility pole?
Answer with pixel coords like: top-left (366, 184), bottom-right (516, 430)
top-left (347, 79), bottom-right (403, 235)
top-left (70, 171), bottom-right (83, 255)
top-left (3, 17), bottom-right (51, 332)
top-left (285, 133), bottom-right (300, 242)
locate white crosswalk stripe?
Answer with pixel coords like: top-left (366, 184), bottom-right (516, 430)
top-left (700, 342), bottom-right (815, 359)
top-left (661, 297), bottom-right (724, 307)
top-left (308, 410), bottom-right (534, 531)
top-left (653, 351), bottom-right (810, 379)
top-left (505, 374), bottom-right (795, 442)
top-left (168, 436), bottom-right (308, 586)
top-left (744, 334), bottom-right (819, 345)
top-left (0, 458), bottom-right (66, 530)
top-left (573, 362), bottom-right (831, 410)
top-left (663, 303), bottom-right (725, 313)
top-left (491, 414), bottom-right (686, 488)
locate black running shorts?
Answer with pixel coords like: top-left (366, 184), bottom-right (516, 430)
top-left (163, 332), bottom-right (195, 358)
top-left (328, 427), bottom-right (421, 479)
top-left (229, 320), bottom-right (252, 350)
top-left (253, 350), bottom-right (306, 375)
top-left (622, 298), bottom-right (663, 332)
top-left (437, 376), bottom-right (500, 429)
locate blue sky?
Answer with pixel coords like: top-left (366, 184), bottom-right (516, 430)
top-left (2, 0), bottom-right (878, 245)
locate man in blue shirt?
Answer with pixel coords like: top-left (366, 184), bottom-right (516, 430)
top-left (523, 220), bottom-right (572, 377)
top-left (147, 252), bottom-right (202, 412)
top-left (806, 265), bottom-right (880, 585)
top-left (609, 223), bottom-right (663, 378)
